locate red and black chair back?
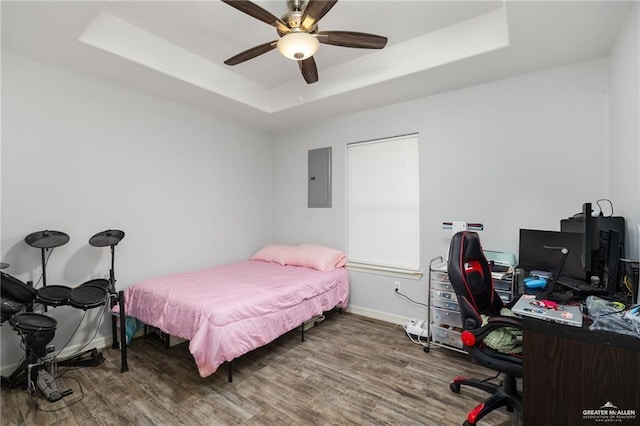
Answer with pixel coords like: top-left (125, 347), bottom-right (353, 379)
top-left (447, 231), bottom-right (503, 331)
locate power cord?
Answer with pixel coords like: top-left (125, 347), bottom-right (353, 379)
top-left (595, 199), bottom-right (614, 217)
top-left (394, 288), bottom-right (429, 308)
top-left (569, 199), bottom-right (614, 218)
top-left (52, 310), bottom-right (89, 364)
top-left (56, 302), bottom-right (109, 367)
top-left (402, 324), bottom-right (429, 347)
top-left (395, 288), bottom-right (430, 346)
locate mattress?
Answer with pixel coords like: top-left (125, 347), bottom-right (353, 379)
top-left (123, 260), bottom-right (350, 377)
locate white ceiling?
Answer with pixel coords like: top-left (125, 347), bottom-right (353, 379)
top-left (1, 1), bottom-right (635, 130)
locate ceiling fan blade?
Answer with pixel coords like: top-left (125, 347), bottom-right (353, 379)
top-left (298, 57), bottom-right (319, 84)
top-left (221, 0), bottom-right (290, 34)
top-left (300, 0), bottom-right (338, 31)
top-left (224, 41), bottom-right (277, 66)
top-left (317, 31), bottom-right (388, 49)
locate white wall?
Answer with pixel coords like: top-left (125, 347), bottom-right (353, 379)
top-left (1, 52), bottom-right (274, 370)
top-left (2, 5), bottom-right (638, 372)
top-left (272, 59), bottom-right (610, 323)
top-left (609, 2), bottom-right (640, 260)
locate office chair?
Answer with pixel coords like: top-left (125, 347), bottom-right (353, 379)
top-left (446, 231), bottom-right (523, 426)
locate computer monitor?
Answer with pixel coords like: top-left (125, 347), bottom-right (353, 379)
top-left (561, 202), bottom-right (626, 282)
top-left (560, 202), bottom-right (596, 280)
top-left (603, 229), bottom-right (621, 296)
top-left (518, 229), bottom-right (584, 278)
top-left (582, 203), bottom-right (594, 276)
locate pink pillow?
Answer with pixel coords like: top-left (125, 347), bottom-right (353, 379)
top-left (286, 244), bottom-right (347, 272)
top-left (250, 244), bottom-right (295, 265)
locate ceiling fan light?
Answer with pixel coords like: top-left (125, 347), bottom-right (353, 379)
top-left (277, 32), bottom-right (319, 61)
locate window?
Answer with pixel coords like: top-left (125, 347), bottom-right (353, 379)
top-left (347, 134), bottom-right (420, 274)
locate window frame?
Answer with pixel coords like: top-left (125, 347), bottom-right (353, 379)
top-left (346, 133), bottom-right (422, 279)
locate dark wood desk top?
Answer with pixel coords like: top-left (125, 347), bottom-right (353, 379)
top-left (522, 315), bottom-right (640, 351)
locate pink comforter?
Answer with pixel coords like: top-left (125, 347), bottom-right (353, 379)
top-left (123, 260), bottom-right (350, 377)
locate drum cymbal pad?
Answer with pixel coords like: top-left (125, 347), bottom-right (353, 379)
top-left (89, 229), bottom-right (125, 247)
top-left (25, 230), bottom-right (70, 249)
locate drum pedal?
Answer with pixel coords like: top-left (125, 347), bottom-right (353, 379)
top-left (37, 371), bottom-right (72, 402)
top-left (57, 348), bottom-right (105, 367)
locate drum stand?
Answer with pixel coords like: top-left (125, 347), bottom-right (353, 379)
top-left (22, 230), bottom-right (128, 375)
top-left (3, 230), bottom-right (129, 400)
top-left (23, 230), bottom-right (105, 370)
top-left (89, 230), bottom-right (128, 373)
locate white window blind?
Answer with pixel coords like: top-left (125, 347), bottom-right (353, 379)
top-left (347, 134), bottom-right (420, 272)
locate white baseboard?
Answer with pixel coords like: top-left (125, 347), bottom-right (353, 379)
top-left (345, 305), bottom-right (421, 326)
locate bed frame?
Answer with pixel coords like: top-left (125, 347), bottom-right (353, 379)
top-left (141, 306), bottom-right (343, 382)
top-left (122, 260), bottom-right (349, 380)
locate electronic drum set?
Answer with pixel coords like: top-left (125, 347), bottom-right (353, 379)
top-left (0, 229), bottom-right (129, 402)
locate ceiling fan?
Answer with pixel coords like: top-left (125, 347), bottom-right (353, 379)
top-left (221, 0), bottom-right (388, 84)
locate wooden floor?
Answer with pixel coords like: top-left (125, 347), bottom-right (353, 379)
top-left (1, 312), bottom-right (520, 426)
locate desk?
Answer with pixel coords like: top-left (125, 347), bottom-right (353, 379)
top-left (522, 317), bottom-right (640, 425)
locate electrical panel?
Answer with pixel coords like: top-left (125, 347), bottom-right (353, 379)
top-left (308, 147), bottom-right (332, 208)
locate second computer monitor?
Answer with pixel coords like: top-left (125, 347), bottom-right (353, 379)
top-left (518, 229), bottom-right (585, 279)
top-left (603, 229), bottom-right (621, 296)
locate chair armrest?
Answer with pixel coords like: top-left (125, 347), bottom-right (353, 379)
top-left (487, 315), bottom-right (522, 328)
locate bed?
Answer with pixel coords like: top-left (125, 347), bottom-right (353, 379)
top-left (122, 244), bottom-right (349, 378)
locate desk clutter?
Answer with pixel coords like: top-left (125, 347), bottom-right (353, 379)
top-left (586, 295), bottom-right (640, 338)
top-left (511, 294), bottom-right (583, 327)
top-left (511, 287), bottom-right (640, 337)
top-left (518, 201), bottom-right (639, 306)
